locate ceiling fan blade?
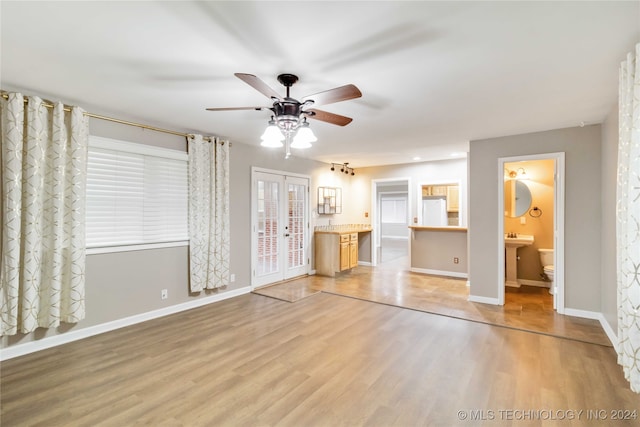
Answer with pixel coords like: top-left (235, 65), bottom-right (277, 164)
top-left (234, 73), bottom-right (282, 100)
top-left (302, 84), bottom-right (362, 107)
top-left (206, 106), bottom-right (268, 111)
top-left (305, 109), bottom-right (353, 126)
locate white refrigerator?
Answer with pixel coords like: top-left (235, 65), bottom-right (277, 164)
top-left (422, 197), bottom-right (447, 226)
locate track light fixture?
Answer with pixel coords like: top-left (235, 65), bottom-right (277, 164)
top-left (330, 162), bottom-right (355, 176)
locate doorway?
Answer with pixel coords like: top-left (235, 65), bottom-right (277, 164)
top-left (371, 178), bottom-right (411, 267)
top-left (497, 153), bottom-right (565, 313)
top-left (251, 168), bottom-right (310, 289)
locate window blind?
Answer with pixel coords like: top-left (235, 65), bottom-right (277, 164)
top-left (380, 197), bottom-right (407, 224)
top-left (86, 138), bottom-right (188, 249)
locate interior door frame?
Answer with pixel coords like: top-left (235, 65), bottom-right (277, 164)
top-left (371, 177), bottom-right (411, 267)
top-left (496, 152), bottom-right (565, 313)
top-left (251, 167), bottom-right (311, 290)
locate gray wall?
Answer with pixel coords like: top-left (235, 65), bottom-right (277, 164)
top-left (601, 107), bottom-right (619, 332)
top-left (2, 117), bottom-right (328, 350)
top-left (411, 229), bottom-right (467, 275)
top-left (469, 125), bottom-right (602, 311)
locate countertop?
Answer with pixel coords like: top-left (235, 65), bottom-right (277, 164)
top-left (315, 226), bottom-right (373, 235)
top-left (408, 226), bottom-right (468, 232)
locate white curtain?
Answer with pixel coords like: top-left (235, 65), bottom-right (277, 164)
top-left (188, 135), bottom-right (230, 292)
top-left (617, 42), bottom-right (640, 393)
top-left (1, 93), bottom-right (89, 336)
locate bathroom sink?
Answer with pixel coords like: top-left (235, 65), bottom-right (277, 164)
top-left (504, 234), bottom-right (534, 248)
top-left (504, 234), bottom-right (534, 287)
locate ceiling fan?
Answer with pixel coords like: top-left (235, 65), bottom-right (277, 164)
top-left (206, 73), bottom-right (362, 153)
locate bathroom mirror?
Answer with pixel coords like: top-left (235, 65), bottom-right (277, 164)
top-left (419, 183), bottom-right (460, 226)
top-left (504, 179), bottom-right (531, 217)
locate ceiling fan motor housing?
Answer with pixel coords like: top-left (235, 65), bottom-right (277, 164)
top-left (273, 99), bottom-right (303, 130)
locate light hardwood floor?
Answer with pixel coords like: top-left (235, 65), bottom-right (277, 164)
top-left (2, 291), bottom-right (639, 426)
top-left (2, 254), bottom-right (637, 426)
top-left (255, 258), bottom-right (610, 347)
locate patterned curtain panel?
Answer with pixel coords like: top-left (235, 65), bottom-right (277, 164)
top-left (617, 42), bottom-right (640, 393)
top-left (1, 93), bottom-right (89, 336)
top-left (188, 135), bottom-right (230, 292)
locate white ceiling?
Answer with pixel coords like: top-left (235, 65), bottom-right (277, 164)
top-left (2, 1), bottom-right (638, 167)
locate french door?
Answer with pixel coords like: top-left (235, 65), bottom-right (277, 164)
top-left (252, 169), bottom-right (309, 288)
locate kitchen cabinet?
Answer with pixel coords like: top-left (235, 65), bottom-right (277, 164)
top-left (422, 184), bottom-right (459, 213)
top-left (315, 230), bottom-right (365, 277)
top-left (422, 185), bottom-right (448, 197)
top-left (447, 186), bottom-right (459, 212)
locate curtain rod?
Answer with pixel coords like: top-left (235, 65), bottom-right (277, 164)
top-left (0, 91), bottom-right (224, 143)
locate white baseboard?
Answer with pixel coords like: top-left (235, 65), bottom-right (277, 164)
top-left (380, 236), bottom-right (409, 240)
top-left (597, 314), bottom-right (618, 351)
top-left (410, 267), bottom-right (468, 279)
top-left (563, 307), bottom-right (617, 349)
top-left (563, 307), bottom-right (600, 320)
top-left (358, 261), bottom-right (372, 266)
top-left (468, 294), bottom-right (500, 305)
top-left (0, 286), bottom-right (251, 361)
top-left (518, 279), bottom-right (550, 288)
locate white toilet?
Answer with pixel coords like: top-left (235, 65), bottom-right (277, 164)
top-left (538, 248), bottom-right (554, 295)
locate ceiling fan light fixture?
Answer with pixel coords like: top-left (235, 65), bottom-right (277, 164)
top-left (290, 121), bottom-right (317, 149)
top-left (207, 73), bottom-right (361, 157)
top-left (260, 119), bottom-right (285, 147)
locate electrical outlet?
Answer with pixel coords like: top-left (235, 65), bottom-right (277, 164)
top-left (230, 273), bottom-right (236, 283)
top-left (161, 289), bottom-right (168, 300)
top-left (453, 257), bottom-right (459, 264)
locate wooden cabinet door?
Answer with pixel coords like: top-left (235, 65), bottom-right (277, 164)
top-left (340, 241), bottom-right (350, 271)
top-left (447, 186), bottom-right (459, 212)
top-left (349, 241), bottom-right (358, 268)
top-left (432, 186), bottom-right (447, 196)
top-left (349, 233), bottom-right (358, 268)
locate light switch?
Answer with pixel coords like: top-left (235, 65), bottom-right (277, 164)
top-left (520, 216), bottom-right (526, 225)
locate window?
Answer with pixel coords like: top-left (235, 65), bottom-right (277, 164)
top-left (380, 194), bottom-right (407, 224)
top-left (86, 136), bottom-right (188, 253)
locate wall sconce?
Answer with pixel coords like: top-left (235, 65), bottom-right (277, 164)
top-left (505, 167), bottom-right (526, 179)
top-left (330, 162), bottom-right (355, 176)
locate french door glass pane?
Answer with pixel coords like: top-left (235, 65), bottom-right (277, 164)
top-left (288, 183), bottom-right (305, 269)
top-left (257, 180), bottom-right (279, 276)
